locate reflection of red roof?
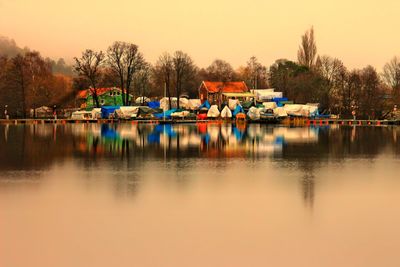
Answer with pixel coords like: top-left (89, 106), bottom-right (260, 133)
top-left (201, 81), bottom-right (248, 93)
top-left (77, 88), bottom-right (122, 99)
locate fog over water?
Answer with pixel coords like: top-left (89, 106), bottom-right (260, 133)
top-left (1, 124), bottom-right (400, 267)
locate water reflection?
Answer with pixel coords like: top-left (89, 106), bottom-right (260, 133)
top-left (1, 123), bottom-right (400, 204)
top-left (3, 124), bottom-right (400, 267)
top-left (69, 123), bottom-right (320, 158)
top-left (1, 123), bottom-right (400, 172)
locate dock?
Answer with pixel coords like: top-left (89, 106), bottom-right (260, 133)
top-left (0, 118), bottom-right (399, 126)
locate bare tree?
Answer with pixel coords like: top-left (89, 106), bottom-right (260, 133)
top-left (5, 52), bottom-right (57, 117)
top-left (74, 49), bottom-right (105, 108)
top-left (382, 56), bottom-right (400, 101)
top-left (106, 42), bottom-right (124, 96)
top-left (315, 55), bottom-right (346, 109)
top-left (133, 62), bottom-right (151, 104)
top-left (246, 56), bottom-right (267, 89)
top-left (10, 54), bottom-right (27, 117)
top-left (205, 59), bottom-right (235, 82)
top-left (172, 51), bottom-right (195, 108)
top-left (154, 52), bottom-right (174, 108)
top-left (360, 66), bottom-right (385, 119)
top-left (316, 55), bottom-right (343, 84)
top-left (107, 41), bottom-right (144, 105)
top-left (24, 52), bottom-right (53, 114)
top-left (297, 27), bottom-right (317, 68)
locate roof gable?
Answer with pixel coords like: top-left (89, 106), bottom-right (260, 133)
top-left (77, 87), bottom-right (125, 99)
top-left (202, 81), bottom-right (249, 93)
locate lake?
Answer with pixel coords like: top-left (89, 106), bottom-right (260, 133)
top-left (1, 123), bottom-right (400, 267)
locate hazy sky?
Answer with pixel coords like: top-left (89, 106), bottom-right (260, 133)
top-left (1, 0), bottom-right (400, 70)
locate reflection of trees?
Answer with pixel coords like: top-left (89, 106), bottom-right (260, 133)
top-left (300, 165), bottom-right (315, 209)
top-left (1, 124), bottom-right (399, 201)
top-left (1, 124), bottom-right (399, 171)
top-left (112, 171), bottom-right (140, 198)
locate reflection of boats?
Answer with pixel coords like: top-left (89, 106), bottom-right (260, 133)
top-left (236, 113), bottom-right (246, 122)
top-left (70, 123), bottom-right (320, 157)
top-left (101, 125), bottom-right (120, 140)
top-left (273, 127), bottom-right (318, 144)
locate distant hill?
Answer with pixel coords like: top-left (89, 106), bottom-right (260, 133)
top-left (0, 35), bottom-right (74, 76)
top-left (0, 35), bottom-right (29, 57)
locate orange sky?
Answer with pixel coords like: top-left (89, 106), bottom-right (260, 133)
top-left (1, 0), bottom-right (400, 70)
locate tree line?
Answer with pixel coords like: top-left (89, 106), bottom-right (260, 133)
top-left (0, 51), bottom-right (73, 117)
top-left (271, 27), bottom-right (399, 119)
top-left (1, 29), bottom-right (399, 118)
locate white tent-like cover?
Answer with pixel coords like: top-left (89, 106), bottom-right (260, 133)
top-left (71, 111), bottom-right (93, 120)
top-left (263, 102), bottom-right (278, 110)
top-left (283, 104), bottom-right (319, 117)
top-left (221, 106), bottom-right (232, 118)
top-left (135, 96), bottom-right (151, 103)
top-left (228, 99), bottom-right (239, 110)
top-left (160, 97), bottom-right (196, 111)
top-left (207, 105), bottom-right (220, 118)
top-left (118, 106), bottom-right (139, 119)
top-left (247, 107), bottom-right (261, 120)
top-left (187, 99), bottom-right (201, 110)
top-left (160, 97), bottom-right (177, 111)
top-left (273, 107), bottom-right (288, 117)
top-left (253, 89), bottom-right (283, 102)
top-left (91, 108), bottom-right (102, 119)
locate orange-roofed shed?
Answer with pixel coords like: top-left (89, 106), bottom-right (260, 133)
top-left (199, 81), bottom-right (249, 106)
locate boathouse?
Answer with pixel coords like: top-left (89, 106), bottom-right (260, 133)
top-left (198, 81), bottom-right (252, 106)
top-left (77, 87), bottom-right (133, 109)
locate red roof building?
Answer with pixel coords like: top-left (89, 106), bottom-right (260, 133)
top-left (199, 81), bottom-right (249, 105)
top-left (77, 87), bottom-right (124, 99)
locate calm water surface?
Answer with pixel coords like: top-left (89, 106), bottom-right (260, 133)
top-left (1, 123), bottom-right (400, 267)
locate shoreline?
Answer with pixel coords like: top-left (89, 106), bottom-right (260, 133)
top-left (0, 118), bottom-right (399, 126)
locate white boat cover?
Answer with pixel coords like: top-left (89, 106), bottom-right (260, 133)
top-left (135, 96), bottom-right (150, 103)
top-left (160, 97), bottom-right (177, 111)
top-left (301, 105), bottom-right (319, 117)
top-left (283, 104), bottom-right (304, 116)
top-left (207, 105), bottom-right (220, 118)
top-left (71, 111), bottom-right (93, 120)
top-left (254, 89), bottom-right (283, 101)
top-left (187, 99), bottom-right (201, 110)
top-left (160, 97), bottom-right (191, 110)
top-left (119, 106), bottom-right (139, 119)
top-left (263, 102), bottom-right (277, 110)
top-left (171, 111), bottom-right (190, 118)
top-left (284, 104), bottom-right (318, 117)
top-left (228, 99), bottom-right (239, 110)
top-left (220, 106), bottom-right (232, 118)
top-left (247, 107), bottom-right (261, 120)
top-left (91, 108), bottom-right (102, 119)
top-left (179, 98), bottom-right (189, 109)
top-left (273, 107), bottom-right (288, 117)
top-left (35, 106), bottom-right (52, 113)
